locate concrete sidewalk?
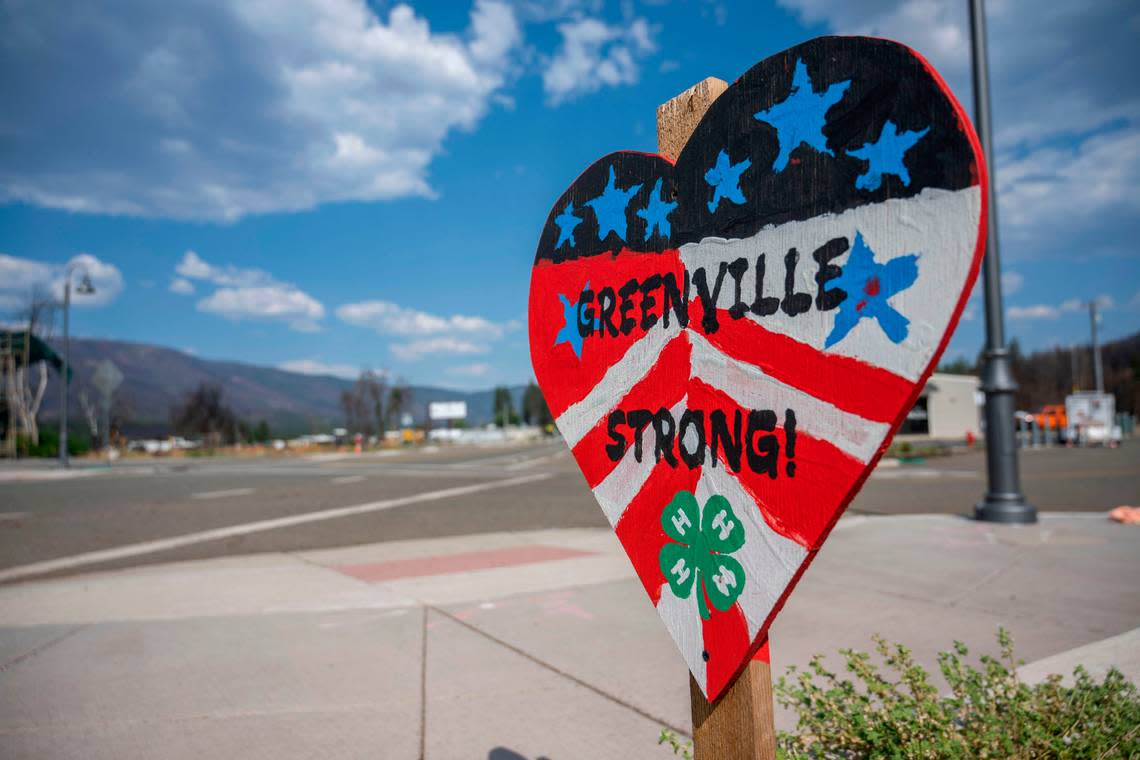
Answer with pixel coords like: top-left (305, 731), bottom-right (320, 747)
top-left (0, 514), bottom-right (1137, 759)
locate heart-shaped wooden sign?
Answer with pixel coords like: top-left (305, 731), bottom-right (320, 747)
top-left (528, 36), bottom-right (985, 700)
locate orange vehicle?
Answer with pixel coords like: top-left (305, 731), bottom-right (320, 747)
top-left (1035, 404), bottom-right (1067, 431)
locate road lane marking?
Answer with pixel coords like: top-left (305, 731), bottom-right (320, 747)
top-left (332, 475), bottom-right (365, 484)
top-left (0, 472), bottom-right (554, 585)
top-left (190, 488), bottom-right (255, 500)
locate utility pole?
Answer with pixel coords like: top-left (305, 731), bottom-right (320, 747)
top-left (1070, 344), bottom-right (1080, 392)
top-left (969, 0), bottom-right (1036, 524)
top-left (1089, 301), bottom-right (1104, 393)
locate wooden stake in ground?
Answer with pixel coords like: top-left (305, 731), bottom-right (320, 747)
top-left (658, 78), bottom-right (777, 760)
top-left (690, 643), bottom-right (776, 760)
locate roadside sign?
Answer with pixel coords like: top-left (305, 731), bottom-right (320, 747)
top-left (428, 401), bottom-right (467, 421)
top-left (528, 36), bottom-right (985, 701)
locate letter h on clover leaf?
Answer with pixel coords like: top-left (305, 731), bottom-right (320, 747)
top-left (658, 490), bottom-right (747, 620)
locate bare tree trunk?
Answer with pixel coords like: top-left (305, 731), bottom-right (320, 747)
top-left (25, 362), bottom-right (47, 444)
top-left (12, 367), bottom-right (34, 444)
top-left (79, 390), bottom-right (99, 441)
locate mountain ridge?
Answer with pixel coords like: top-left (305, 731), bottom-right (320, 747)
top-left (34, 336), bottom-right (524, 437)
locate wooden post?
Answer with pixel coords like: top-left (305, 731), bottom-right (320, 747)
top-left (656, 77), bottom-right (728, 163)
top-left (689, 643), bottom-right (776, 759)
top-left (658, 80), bottom-right (776, 760)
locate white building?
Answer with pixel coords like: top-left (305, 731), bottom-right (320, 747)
top-left (897, 373), bottom-right (981, 440)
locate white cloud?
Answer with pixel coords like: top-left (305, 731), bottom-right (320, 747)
top-left (175, 250), bottom-right (272, 288)
top-left (336, 300), bottom-right (508, 338)
top-left (542, 15), bottom-right (656, 104)
top-left (1001, 271), bottom-right (1023, 295)
top-left (0, 0), bottom-right (521, 221)
top-left (169, 277), bottom-right (195, 295)
top-left (0, 252), bottom-right (124, 311)
top-left (1060, 295), bottom-right (1114, 314)
top-left (177, 250), bottom-right (324, 331)
top-left (447, 362), bottom-right (492, 377)
top-left (996, 128), bottom-right (1140, 250)
top-left (198, 285), bottom-right (324, 332)
top-left (337, 299), bottom-right (513, 360)
top-left (1008, 304), bottom-right (1058, 320)
top-left (391, 336), bottom-right (488, 360)
top-left (278, 359), bottom-right (361, 380)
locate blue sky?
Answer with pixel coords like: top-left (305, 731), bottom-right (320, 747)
top-left (1, 0), bottom-right (1137, 389)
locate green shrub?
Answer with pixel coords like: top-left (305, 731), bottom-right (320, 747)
top-left (14, 429), bottom-right (90, 458)
top-left (777, 629), bottom-right (1139, 759)
top-left (659, 630), bottom-right (1139, 759)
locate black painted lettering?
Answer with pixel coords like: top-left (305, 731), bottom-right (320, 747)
top-left (709, 409), bottom-right (743, 472)
top-left (605, 410), bottom-right (626, 461)
top-left (618, 278), bottom-right (639, 335)
top-left (639, 274), bottom-right (662, 331)
top-left (781, 248), bottom-right (812, 317)
top-left (812, 237), bottom-right (849, 311)
top-left (577, 288), bottom-right (595, 337)
top-left (784, 408), bottom-right (798, 477)
top-left (597, 286), bottom-right (619, 337)
top-left (726, 257), bottom-right (750, 319)
top-left (678, 409), bottom-right (706, 468)
top-left (627, 409), bottom-right (654, 462)
top-left (746, 409), bottom-right (779, 479)
top-left (652, 408), bottom-right (678, 466)
top-left (694, 262), bottom-right (729, 333)
top-left (660, 271), bottom-right (690, 329)
top-left (750, 254), bottom-right (780, 317)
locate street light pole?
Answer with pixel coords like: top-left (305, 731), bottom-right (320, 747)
top-left (59, 273), bottom-right (71, 469)
top-left (969, 0), bottom-right (1036, 524)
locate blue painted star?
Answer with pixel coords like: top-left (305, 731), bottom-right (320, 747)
top-left (554, 202), bottom-right (583, 249)
top-left (636, 178), bottom-right (678, 240)
top-left (846, 121), bottom-right (930, 191)
top-left (824, 232), bottom-right (919, 348)
top-left (704, 150), bottom-right (751, 213)
top-left (754, 58), bottom-right (850, 172)
top-left (554, 282), bottom-right (598, 359)
top-left (585, 166), bottom-right (642, 243)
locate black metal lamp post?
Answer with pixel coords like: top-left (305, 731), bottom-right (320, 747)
top-left (59, 266), bottom-right (95, 468)
top-left (969, 0), bottom-right (1036, 523)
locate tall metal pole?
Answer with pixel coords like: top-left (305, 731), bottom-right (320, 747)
top-left (1070, 344), bottom-right (1079, 392)
top-left (59, 275), bottom-right (71, 469)
top-left (1089, 301), bottom-right (1104, 393)
top-left (969, 0), bottom-right (1036, 523)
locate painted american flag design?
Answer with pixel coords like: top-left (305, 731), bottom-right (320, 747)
top-left (528, 37), bottom-right (986, 700)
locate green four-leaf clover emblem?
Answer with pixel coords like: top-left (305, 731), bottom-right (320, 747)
top-left (658, 490), bottom-right (747, 620)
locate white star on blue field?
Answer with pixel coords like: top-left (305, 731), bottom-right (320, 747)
top-left (586, 166), bottom-right (642, 243)
top-left (754, 58), bottom-right (850, 172)
top-left (636, 178), bottom-right (678, 239)
top-left (705, 150), bottom-right (752, 212)
top-left (553, 201), bottom-right (583, 249)
top-left (846, 121), bottom-right (930, 191)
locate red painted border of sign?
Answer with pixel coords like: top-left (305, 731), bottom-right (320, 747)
top-left (527, 37), bottom-right (990, 698)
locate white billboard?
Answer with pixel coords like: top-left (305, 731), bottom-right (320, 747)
top-left (429, 401), bottom-right (468, 421)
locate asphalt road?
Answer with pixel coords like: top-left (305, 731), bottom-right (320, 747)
top-left (1, 439), bottom-right (1136, 583)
